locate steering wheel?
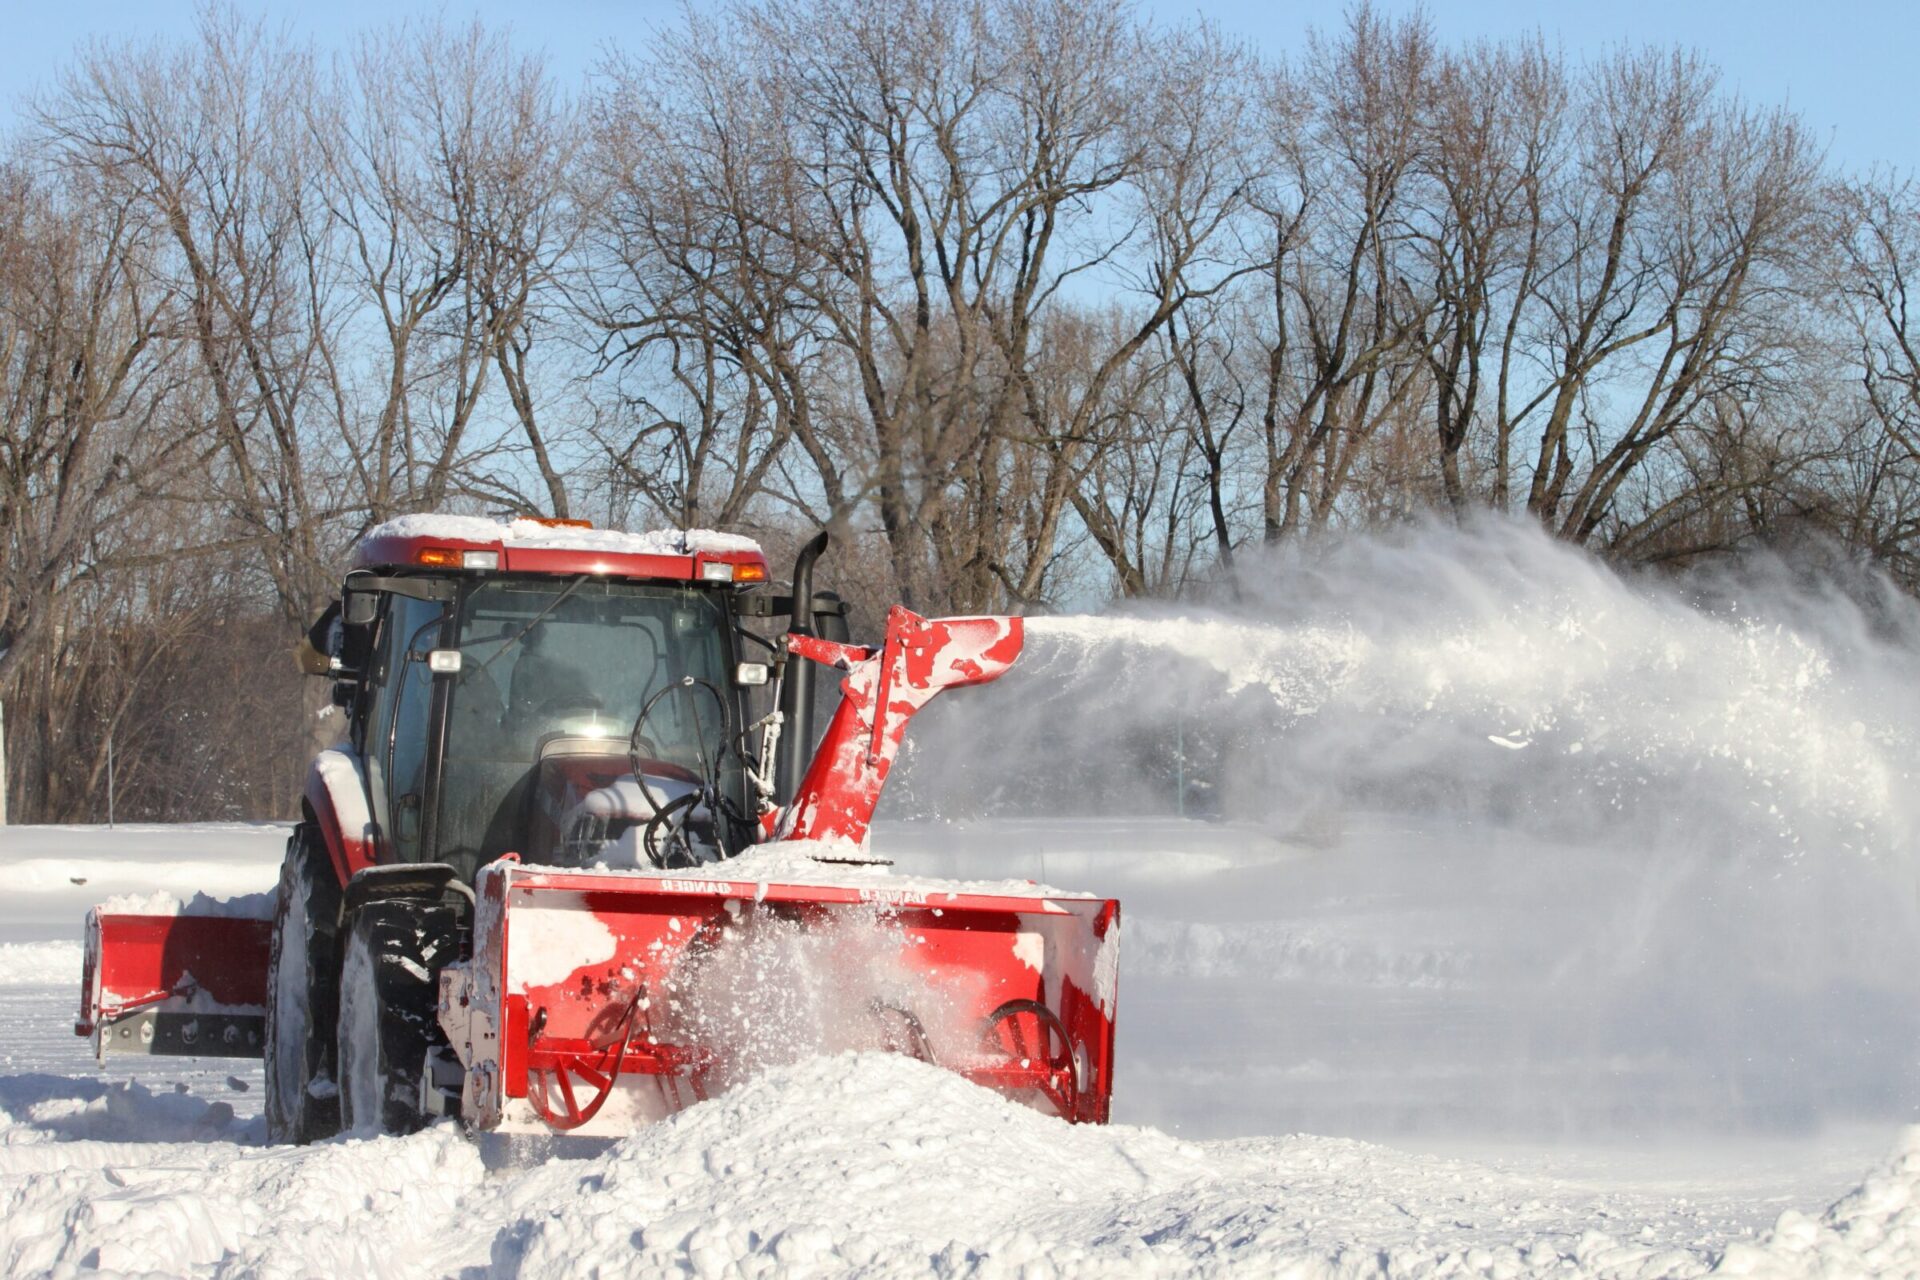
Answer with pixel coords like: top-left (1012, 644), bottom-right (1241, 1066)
top-left (642, 790), bottom-right (703, 869)
top-left (630, 677), bottom-right (753, 862)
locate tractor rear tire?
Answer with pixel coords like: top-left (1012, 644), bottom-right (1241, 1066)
top-left (264, 824), bottom-right (343, 1145)
top-left (336, 899), bottom-right (458, 1136)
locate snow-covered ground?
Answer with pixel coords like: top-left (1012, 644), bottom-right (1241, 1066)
top-left (7, 522), bottom-right (1920, 1276)
top-left (1, 816), bottom-right (1915, 1278)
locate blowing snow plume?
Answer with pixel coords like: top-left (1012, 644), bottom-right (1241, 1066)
top-left (884, 518), bottom-right (1920, 1140)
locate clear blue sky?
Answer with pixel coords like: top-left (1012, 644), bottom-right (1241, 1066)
top-left (0, 0), bottom-right (1913, 172)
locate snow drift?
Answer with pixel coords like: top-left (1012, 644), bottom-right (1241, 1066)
top-left (8, 1051), bottom-right (1898, 1278)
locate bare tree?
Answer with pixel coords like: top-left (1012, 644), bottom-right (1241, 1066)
top-left (42, 10), bottom-right (348, 625)
top-left (1012, 16), bottom-right (1260, 603)
top-left (1249, 8), bottom-right (1437, 544)
top-left (1831, 174), bottom-right (1920, 584)
top-left (591, 0), bottom-right (1256, 609)
top-left (0, 153), bottom-right (183, 692)
top-left (315, 20), bottom-right (584, 525)
top-left (586, 30), bottom-right (832, 531)
top-left (1415, 35), bottom-right (1565, 513)
top-left (1506, 52), bottom-right (1823, 546)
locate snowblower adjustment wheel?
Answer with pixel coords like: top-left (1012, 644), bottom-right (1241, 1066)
top-left (982, 999), bottom-right (1079, 1121)
top-left (526, 999), bottom-right (641, 1131)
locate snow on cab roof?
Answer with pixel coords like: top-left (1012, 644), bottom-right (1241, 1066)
top-left (362, 514), bottom-right (762, 557)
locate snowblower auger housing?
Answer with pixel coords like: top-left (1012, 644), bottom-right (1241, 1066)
top-left (446, 863), bottom-right (1118, 1135)
top-left (78, 517), bottom-right (1121, 1142)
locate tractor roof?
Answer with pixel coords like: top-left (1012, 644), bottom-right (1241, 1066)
top-left (353, 514), bottom-right (768, 585)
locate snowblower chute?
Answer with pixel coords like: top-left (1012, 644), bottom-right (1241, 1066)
top-left (77, 518), bottom-right (1122, 1143)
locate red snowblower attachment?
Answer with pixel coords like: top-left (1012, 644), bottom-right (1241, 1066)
top-left (443, 862), bottom-right (1119, 1135)
top-left (76, 519), bottom-right (1121, 1141)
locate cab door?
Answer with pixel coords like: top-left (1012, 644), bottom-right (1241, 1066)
top-left (364, 593), bottom-right (448, 863)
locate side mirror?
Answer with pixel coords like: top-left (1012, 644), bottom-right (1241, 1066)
top-left (343, 590), bottom-right (378, 627)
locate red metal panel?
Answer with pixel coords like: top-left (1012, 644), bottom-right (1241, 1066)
top-left (779, 608), bottom-right (1025, 845)
top-left (473, 864), bottom-right (1118, 1132)
top-left (80, 912), bottom-right (271, 1034)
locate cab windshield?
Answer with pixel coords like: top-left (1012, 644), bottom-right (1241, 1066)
top-left (435, 577), bottom-right (739, 869)
top-left (451, 578), bottom-right (731, 762)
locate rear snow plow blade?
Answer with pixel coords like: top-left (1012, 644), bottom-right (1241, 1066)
top-left (440, 860), bottom-right (1120, 1136)
top-left (79, 909), bottom-right (271, 1059)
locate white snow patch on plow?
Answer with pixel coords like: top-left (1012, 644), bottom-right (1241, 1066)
top-left (96, 889), bottom-right (275, 919)
top-left (576, 838), bottom-right (1089, 902)
top-left (506, 904), bottom-right (618, 992)
top-left (1092, 920), bottom-right (1120, 1014)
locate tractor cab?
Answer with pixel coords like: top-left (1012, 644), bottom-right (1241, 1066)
top-left (329, 517), bottom-right (843, 882)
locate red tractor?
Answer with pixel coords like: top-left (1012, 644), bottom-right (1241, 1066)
top-left (79, 518), bottom-right (1120, 1141)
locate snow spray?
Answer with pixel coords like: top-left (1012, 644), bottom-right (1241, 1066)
top-left (660, 905), bottom-right (976, 1093)
top-left (886, 517), bottom-right (1920, 1139)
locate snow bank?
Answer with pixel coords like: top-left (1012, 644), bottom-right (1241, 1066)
top-left (0, 1077), bottom-right (252, 1147)
top-left (0, 823), bottom-right (284, 944)
top-left (365, 514), bottom-right (761, 556)
top-left (0, 1110), bottom-right (481, 1277)
top-left (490, 1052), bottom-right (1223, 1277)
top-left (0, 985), bottom-right (1901, 1278)
top-left (1717, 1125), bottom-right (1920, 1276)
top-left (493, 1074), bottom-right (1920, 1279)
top-left (0, 940), bottom-right (83, 986)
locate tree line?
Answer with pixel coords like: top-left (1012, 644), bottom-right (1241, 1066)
top-left (3, 0), bottom-right (1917, 821)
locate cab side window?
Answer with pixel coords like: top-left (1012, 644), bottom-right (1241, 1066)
top-left (368, 594), bottom-right (446, 863)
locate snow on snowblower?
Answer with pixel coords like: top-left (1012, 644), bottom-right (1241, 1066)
top-left (76, 518), bottom-right (1119, 1140)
